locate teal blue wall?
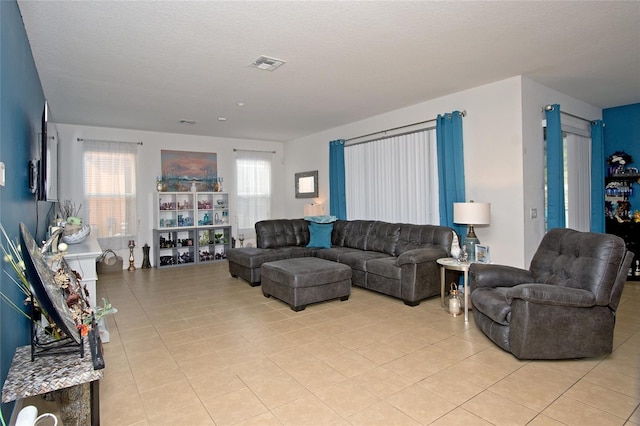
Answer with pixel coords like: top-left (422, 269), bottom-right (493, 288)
top-left (1, 0), bottom-right (45, 420)
top-left (604, 103), bottom-right (640, 210)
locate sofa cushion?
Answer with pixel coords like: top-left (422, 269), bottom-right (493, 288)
top-left (395, 224), bottom-right (452, 256)
top-left (331, 220), bottom-right (351, 246)
top-left (367, 257), bottom-right (402, 280)
top-left (343, 220), bottom-right (374, 250)
top-left (307, 222), bottom-right (333, 249)
top-left (281, 246), bottom-right (317, 258)
top-left (226, 247), bottom-right (290, 268)
top-left (315, 246), bottom-right (361, 262)
top-left (365, 222), bottom-right (401, 255)
top-left (338, 250), bottom-right (392, 272)
top-left (256, 219), bottom-right (309, 248)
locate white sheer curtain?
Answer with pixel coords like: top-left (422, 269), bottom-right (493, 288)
top-left (83, 140), bottom-right (138, 250)
top-left (565, 133), bottom-right (591, 231)
top-left (344, 129), bottom-right (439, 224)
top-left (235, 150), bottom-right (272, 237)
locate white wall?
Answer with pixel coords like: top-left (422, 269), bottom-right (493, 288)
top-left (55, 124), bottom-right (285, 261)
top-left (285, 77), bottom-right (526, 267)
top-left (283, 76), bottom-right (603, 268)
top-left (54, 75), bottom-right (602, 269)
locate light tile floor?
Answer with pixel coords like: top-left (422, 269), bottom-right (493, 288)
top-left (92, 262), bottom-right (640, 425)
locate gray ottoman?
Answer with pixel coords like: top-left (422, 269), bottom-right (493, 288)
top-left (261, 257), bottom-right (352, 311)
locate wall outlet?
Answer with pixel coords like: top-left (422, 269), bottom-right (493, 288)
top-left (0, 162), bottom-right (4, 186)
top-left (530, 208), bottom-right (537, 219)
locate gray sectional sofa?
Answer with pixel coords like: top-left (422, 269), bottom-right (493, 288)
top-left (226, 219), bottom-right (454, 306)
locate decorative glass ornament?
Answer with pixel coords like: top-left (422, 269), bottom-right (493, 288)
top-left (450, 231), bottom-right (461, 260)
top-left (459, 246), bottom-right (469, 263)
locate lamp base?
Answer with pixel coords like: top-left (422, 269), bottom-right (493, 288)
top-left (464, 238), bottom-right (479, 262)
top-left (464, 225), bottom-right (480, 262)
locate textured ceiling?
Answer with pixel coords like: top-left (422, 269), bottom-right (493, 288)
top-left (17, 1), bottom-right (640, 142)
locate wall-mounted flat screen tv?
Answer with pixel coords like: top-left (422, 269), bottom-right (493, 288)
top-left (38, 100), bottom-right (59, 202)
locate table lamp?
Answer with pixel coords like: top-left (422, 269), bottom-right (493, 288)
top-left (453, 201), bottom-right (491, 261)
top-left (304, 203), bottom-right (323, 216)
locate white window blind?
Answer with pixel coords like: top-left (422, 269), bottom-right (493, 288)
top-left (344, 129), bottom-right (439, 224)
top-left (235, 151), bottom-right (272, 236)
top-left (565, 133), bottom-right (591, 231)
top-left (83, 140), bottom-right (138, 250)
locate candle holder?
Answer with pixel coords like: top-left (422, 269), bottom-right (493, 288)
top-left (128, 240), bottom-right (136, 271)
top-left (447, 282), bottom-right (462, 316)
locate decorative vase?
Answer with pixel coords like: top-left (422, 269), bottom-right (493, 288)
top-left (141, 244), bottom-right (151, 269)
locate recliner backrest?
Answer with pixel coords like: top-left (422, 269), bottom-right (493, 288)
top-left (529, 228), bottom-right (628, 306)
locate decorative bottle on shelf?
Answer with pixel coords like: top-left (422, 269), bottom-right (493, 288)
top-left (634, 260), bottom-right (640, 276)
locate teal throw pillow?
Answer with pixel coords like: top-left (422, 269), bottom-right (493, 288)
top-left (307, 222), bottom-right (333, 249)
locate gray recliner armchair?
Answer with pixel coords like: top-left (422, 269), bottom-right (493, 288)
top-left (469, 228), bottom-right (633, 360)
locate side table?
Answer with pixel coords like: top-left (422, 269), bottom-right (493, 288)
top-left (2, 341), bottom-right (103, 425)
top-left (437, 257), bottom-right (472, 323)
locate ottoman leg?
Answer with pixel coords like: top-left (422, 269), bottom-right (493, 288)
top-left (291, 304), bottom-right (307, 312)
top-left (263, 292), bottom-right (271, 298)
top-left (340, 295), bottom-right (349, 302)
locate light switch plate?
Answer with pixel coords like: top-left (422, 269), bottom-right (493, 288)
top-left (0, 162), bottom-right (5, 186)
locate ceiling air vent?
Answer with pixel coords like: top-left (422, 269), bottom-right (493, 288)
top-left (250, 55), bottom-right (286, 71)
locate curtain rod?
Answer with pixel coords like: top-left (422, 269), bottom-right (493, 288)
top-left (543, 105), bottom-right (599, 125)
top-left (233, 148), bottom-right (276, 154)
top-left (77, 137), bottom-right (143, 145)
top-left (345, 110), bottom-right (466, 143)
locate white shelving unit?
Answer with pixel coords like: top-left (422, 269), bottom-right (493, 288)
top-left (153, 192), bottom-right (232, 268)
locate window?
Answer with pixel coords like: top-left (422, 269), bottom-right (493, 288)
top-left (344, 129), bottom-right (439, 224)
top-left (544, 128), bottom-right (591, 232)
top-left (83, 140), bottom-right (138, 250)
top-left (235, 151), bottom-right (272, 236)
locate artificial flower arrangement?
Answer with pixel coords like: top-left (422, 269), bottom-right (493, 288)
top-left (607, 151), bottom-right (633, 166)
top-left (1, 223), bottom-right (116, 339)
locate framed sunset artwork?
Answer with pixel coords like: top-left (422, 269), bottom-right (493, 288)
top-left (161, 150), bottom-right (218, 192)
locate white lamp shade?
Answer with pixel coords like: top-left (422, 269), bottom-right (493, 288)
top-left (304, 203), bottom-right (323, 216)
top-left (453, 202), bottom-right (491, 225)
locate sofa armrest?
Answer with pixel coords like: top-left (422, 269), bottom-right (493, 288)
top-left (469, 263), bottom-right (535, 290)
top-left (396, 247), bottom-right (447, 266)
top-left (505, 283), bottom-right (596, 308)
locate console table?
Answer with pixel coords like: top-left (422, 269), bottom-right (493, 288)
top-left (2, 341), bottom-right (103, 425)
